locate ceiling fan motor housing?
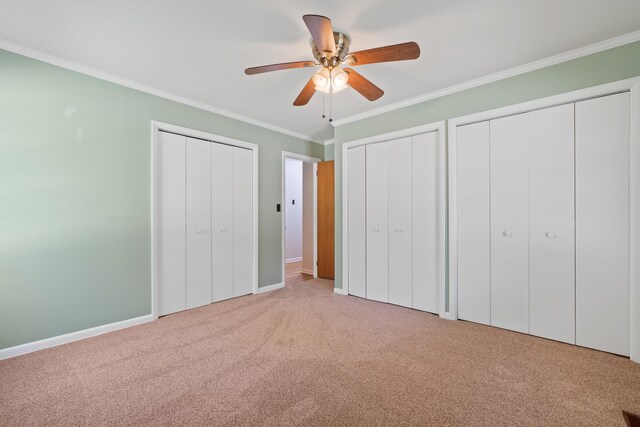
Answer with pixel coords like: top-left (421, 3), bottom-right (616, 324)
top-left (312, 32), bottom-right (351, 67)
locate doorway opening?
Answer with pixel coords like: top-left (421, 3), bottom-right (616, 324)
top-left (282, 152), bottom-right (320, 285)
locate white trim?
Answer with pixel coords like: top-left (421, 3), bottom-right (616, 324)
top-left (0, 38), bottom-right (317, 143)
top-left (0, 315), bottom-right (153, 360)
top-left (323, 139), bottom-right (336, 146)
top-left (446, 77), bottom-right (640, 363)
top-left (302, 268), bottom-right (315, 276)
top-left (286, 257), bottom-right (303, 263)
top-left (332, 30), bottom-right (640, 127)
top-left (313, 162), bottom-right (319, 279)
top-left (255, 282), bottom-right (284, 294)
top-left (631, 80), bottom-right (640, 363)
top-left (151, 121), bottom-right (260, 318)
top-left (281, 152), bottom-right (322, 286)
top-left (341, 121), bottom-right (447, 318)
top-left (333, 287), bottom-right (348, 296)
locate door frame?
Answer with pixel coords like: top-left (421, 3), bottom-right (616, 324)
top-left (281, 152), bottom-right (321, 284)
top-left (447, 76), bottom-right (640, 362)
top-left (151, 121), bottom-right (259, 320)
top-left (341, 121), bottom-right (447, 318)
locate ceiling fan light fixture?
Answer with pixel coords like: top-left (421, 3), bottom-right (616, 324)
top-left (312, 68), bottom-right (330, 89)
top-left (313, 66), bottom-right (349, 94)
top-left (331, 67), bottom-right (349, 89)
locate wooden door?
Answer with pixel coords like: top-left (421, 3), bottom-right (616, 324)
top-left (388, 137), bottom-right (413, 308)
top-left (529, 104), bottom-right (575, 344)
top-left (317, 160), bottom-right (335, 279)
top-left (456, 122), bottom-right (491, 325)
top-left (412, 131), bottom-right (441, 314)
top-left (366, 143), bottom-right (389, 303)
top-left (233, 147), bottom-right (254, 297)
top-left (490, 113), bottom-right (530, 334)
top-left (157, 131), bottom-right (186, 316)
top-left (576, 92), bottom-right (630, 356)
top-left (347, 149), bottom-right (366, 296)
top-left (211, 143), bottom-right (234, 302)
top-left (185, 138), bottom-right (212, 309)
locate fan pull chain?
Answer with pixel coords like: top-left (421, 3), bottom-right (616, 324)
top-left (322, 91), bottom-right (325, 119)
top-left (329, 84), bottom-right (333, 123)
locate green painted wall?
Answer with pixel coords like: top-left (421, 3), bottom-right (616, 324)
top-left (324, 143), bottom-right (335, 161)
top-left (333, 40), bottom-right (640, 293)
top-left (0, 49), bottom-right (323, 350)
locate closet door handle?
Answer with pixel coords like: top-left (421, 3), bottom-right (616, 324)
top-left (372, 228), bottom-right (380, 233)
top-left (220, 228), bottom-right (229, 233)
top-left (502, 230), bottom-right (513, 237)
top-left (395, 228), bottom-right (403, 233)
top-left (196, 229), bottom-right (206, 235)
top-left (545, 232), bottom-right (556, 239)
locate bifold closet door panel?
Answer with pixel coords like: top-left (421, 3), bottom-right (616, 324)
top-left (347, 146), bottom-right (367, 298)
top-left (233, 147), bottom-right (254, 297)
top-left (366, 142), bottom-right (389, 303)
top-left (576, 92), bottom-right (630, 356)
top-left (456, 122), bottom-right (491, 325)
top-left (388, 137), bottom-right (413, 308)
top-left (185, 138), bottom-right (213, 309)
top-left (490, 113), bottom-right (529, 334)
top-left (211, 143), bottom-right (234, 302)
top-left (157, 132), bottom-right (186, 316)
top-left (529, 104), bottom-right (575, 344)
top-left (412, 132), bottom-right (440, 313)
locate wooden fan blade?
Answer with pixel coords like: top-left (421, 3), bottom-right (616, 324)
top-left (303, 14), bottom-right (336, 57)
top-left (347, 42), bottom-right (420, 66)
top-left (245, 60), bottom-right (316, 75)
top-left (344, 68), bottom-right (384, 101)
top-left (293, 77), bottom-right (316, 106)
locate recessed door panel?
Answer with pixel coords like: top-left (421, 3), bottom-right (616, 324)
top-left (366, 142), bottom-right (389, 303)
top-left (412, 132), bottom-right (441, 313)
top-left (348, 146), bottom-right (367, 298)
top-left (157, 132), bottom-right (186, 316)
top-left (576, 92), bottom-right (630, 356)
top-left (388, 137), bottom-right (413, 308)
top-left (186, 138), bottom-right (213, 309)
top-left (211, 143), bottom-right (234, 302)
top-left (490, 113), bottom-right (530, 334)
top-left (529, 104), bottom-right (575, 344)
top-left (456, 122), bottom-right (491, 325)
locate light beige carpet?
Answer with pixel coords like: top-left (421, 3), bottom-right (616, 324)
top-left (1, 276), bottom-right (639, 426)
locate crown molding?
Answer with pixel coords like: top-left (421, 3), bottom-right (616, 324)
top-left (0, 38), bottom-right (319, 144)
top-left (331, 30), bottom-right (640, 127)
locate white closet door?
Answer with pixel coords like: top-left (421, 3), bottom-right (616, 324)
top-left (576, 92), bottom-right (630, 356)
top-left (490, 113), bottom-right (530, 333)
top-left (347, 146), bottom-right (367, 298)
top-left (529, 104), bottom-right (575, 344)
top-left (233, 147), bottom-right (254, 297)
top-left (157, 132), bottom-right (186, 316)
top-left (456, 122), bottom-right (491, 325)
top-left (211, 143), bottom-right (234, 302)
top-left (366, 142), bottom-right (389, 303)
top-left (412, 132), bottom-right (439, 313)
top-left (388, 137), bottom-right (413, 308)
top-left (185, 138), bottom-right (213, 309)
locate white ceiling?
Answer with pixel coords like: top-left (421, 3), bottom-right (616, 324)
top-left (1, 0), bottom-right (640, 143)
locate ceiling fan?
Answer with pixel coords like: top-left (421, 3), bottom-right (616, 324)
top-left (244, 14), bottom-right (420, 114)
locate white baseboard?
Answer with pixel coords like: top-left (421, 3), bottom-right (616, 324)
top-left (0, 314), bottom-right (154, 361)
top-left (333, 287), bottom-right (348, 296)
top-left (255, 282), bottom-right (284, 294)
top-left (301, 268), bottom-right (315, 276)
top-left (285, 257), bottom-right (303, 263)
